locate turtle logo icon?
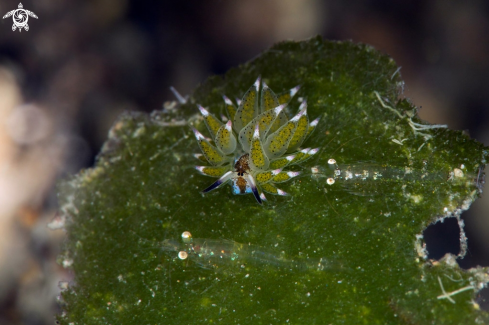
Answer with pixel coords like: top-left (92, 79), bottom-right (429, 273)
top-left (2, 3), bottom-right (38, 32)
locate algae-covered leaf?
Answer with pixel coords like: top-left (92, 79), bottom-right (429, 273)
top-left (56, 37), bottom-right (489, 324)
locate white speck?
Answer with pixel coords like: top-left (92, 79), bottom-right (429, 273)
top-left (62, 259), bottom-right (73, 268)
top-left (310, 118), bottom-right (319, 127)
top-left (195, 166), bottom-right (206, 173)
top-left (245, 274), bottom-right (249, 278)
top-left (311, 166), bottom-right (319, 174)
top-left (192, 128), bottom-right (205, 140)
top-left (272, 169), bottom-right (282, 175)
top-left (328, 158), bottom-right (336, 165)
top-left (287, 171), bottom-right (300, 177)
top-left (338, 280), bottom-right (342, 284)
top-left (453, 168), bottom-right (464, 178)
top-left (178, 251), bottom-right (188, 260)
top-left (306, 292), bottom-right (311, 297)
top-left (223, 95), bottom-right (234, 106)
top-left (225, 120), bottom-right (233, 131)
top-left (58, 281), bottom-right (69, 291)
top-left (461, 198), bottom-right (472, 210)
top-left (409, 194), bottom-right (422, 204)
top-left (327, 178), bottom-right (335, 185)
top-left (274, 104), bottom-right (286, 115)
top-left (181, 231), bottom-right (192, 240)
top-left (391, 138), bottom-right (407, 145)
top-left (198, 105), bottom-right (209, 116)
top-left (308, 148), bottom-right (319, 155)
top-left (47, 214), bottom-right (66, 230)
top-left (277, 189), bottom-right (288, 196)
top-left (253, 123), bottom-right (260, 137)
top-left (132, 126), bottom-right (146, 138)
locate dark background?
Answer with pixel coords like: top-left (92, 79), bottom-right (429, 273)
top-left (0, 0), bottom-right (488, 323)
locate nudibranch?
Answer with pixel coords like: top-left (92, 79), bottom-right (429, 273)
top-left (193, 77), bottom-right (319, 204)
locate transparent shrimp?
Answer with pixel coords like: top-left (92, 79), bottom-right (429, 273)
top-left (311, 160), bottom-right (480, 195)
top-left (152, 231), bottom-right (341, 272)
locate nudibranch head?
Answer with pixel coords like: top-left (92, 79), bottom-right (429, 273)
top-left (193, 77), bottom-right (319, 204)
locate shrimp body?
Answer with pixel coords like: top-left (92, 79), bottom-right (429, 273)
top-left (311, 160), bottom-right (478, 196)
top-left (161, 231), bottom-right (340, 272)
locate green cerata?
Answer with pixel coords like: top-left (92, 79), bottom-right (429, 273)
top-left (193, 78), bottom-right (319, 204)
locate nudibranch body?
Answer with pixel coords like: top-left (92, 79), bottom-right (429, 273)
top-left (193, 78), bottom-right (319, 204)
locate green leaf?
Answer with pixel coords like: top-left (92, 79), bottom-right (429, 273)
top-left (56, 36), bottom-right (489, 324)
